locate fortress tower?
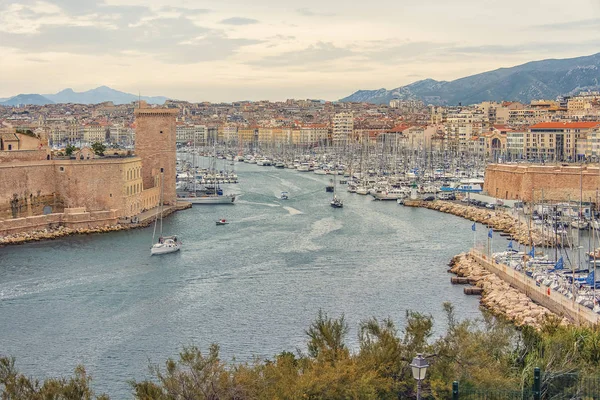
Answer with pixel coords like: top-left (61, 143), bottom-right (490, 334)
top-left (134, 106), bottom-right (179, 205)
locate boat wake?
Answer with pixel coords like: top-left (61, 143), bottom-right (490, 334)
top-left (280, 217), bottom-right (342, 253)
top-left (283, 206), bottom-right (303, 215)
top-left (235, 200), bottom-right (280, 208)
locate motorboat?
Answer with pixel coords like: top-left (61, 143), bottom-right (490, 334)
top-left (356, 186), bottom-right (369, 195)
top-left (372, 188), bottom-right (407, 201)
top-left (330, 196), bottom-right (343, 208)
top-left (216, 219), bottom-right (229, 226)
top-left (182, 194), bottom-right (236, 204)
top-left (280, 191), bottom-right (289, 200)
top-left (297, 163), bottom-right (310, 172)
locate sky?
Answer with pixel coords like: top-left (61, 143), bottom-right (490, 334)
top-left (0, 0), bottom-right (599, 102)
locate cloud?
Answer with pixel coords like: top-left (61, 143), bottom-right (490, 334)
top-left (249, 42), bottom-right (353, 67)
top-left (0, 2), bottom-right (260, 63)
top-left (296, 8), bottom-right (336, 17)
top-left (449, 41), bottom-right (600, 55)
top-left (220, 17), bottom-right (259, 25)
top-left (531, 18), bottom-right (600, 31)
top-left (361, 41), bottom-right (454, 62)
top-left (159, 6), bottom-right (211, 16)
top-left (25, 57), bottom-right (48, 63)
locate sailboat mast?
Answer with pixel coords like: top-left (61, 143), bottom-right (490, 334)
top-left (160, 167), bottom-right (164, 236)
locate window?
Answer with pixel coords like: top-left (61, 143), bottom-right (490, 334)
top-left (7, 144), bottom-right (12, 150)
top-left (59, 166), bottom-right (65, 172)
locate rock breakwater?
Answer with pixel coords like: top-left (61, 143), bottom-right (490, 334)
top-left (449, 253), bottom-right (568, 329)
top-left (0, 203), bottom-right (190, 246)
top-left (422, 201), bottom-right (551, 247)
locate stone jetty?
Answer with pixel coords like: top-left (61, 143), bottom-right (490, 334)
top-left (0, 202), bottom-right (191, 246)
top-left (449, 253), bottom-right (569, 329)
top-left (421, 201), bottom-right (552, 247)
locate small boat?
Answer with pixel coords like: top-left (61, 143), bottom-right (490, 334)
top-left (330, 196), bottom-right (343, 208)
top-left (280, 191), bottom-right (289, 200)
top-left (326, 179), bottom-right (334, 192)
top-left (216, 219), bottom-right (229, 225)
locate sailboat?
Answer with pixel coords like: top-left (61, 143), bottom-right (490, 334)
top-left (151, 168), bottom-right (181, 255)
top-left (330, 171), bottom-right (343, 208)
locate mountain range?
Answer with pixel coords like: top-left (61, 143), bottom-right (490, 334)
top-left (340, 53), bottom-right (600, 105)
top-left (0, 86), bottom-right (169, 106)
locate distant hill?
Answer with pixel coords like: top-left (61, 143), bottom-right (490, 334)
top-left (0, 86), bottom-right (169, 106)
top-left (0, 94), bottom-right (54, 106)
top-left (44, 86), bottom-right (169, 105)
top-left (340, 53), bottom-right (600, 105)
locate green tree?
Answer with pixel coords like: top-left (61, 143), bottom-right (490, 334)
top-left (0, 356), bottom-right (108, 399)
top-left (91, 142), bottom-right (106, 156)
top-left (305, 309), bottom-right (349, 362)
top-left (65, 144), bottom-right (76, 156)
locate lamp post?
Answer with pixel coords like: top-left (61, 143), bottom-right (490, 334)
top-left (410, 353), bottom-right (429, 400)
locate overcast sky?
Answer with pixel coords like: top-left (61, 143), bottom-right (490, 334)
top-left (1, 0), bottom-right (599, 102)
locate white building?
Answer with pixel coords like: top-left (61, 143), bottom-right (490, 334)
top-left (332, 112), bottom-right (353, 143)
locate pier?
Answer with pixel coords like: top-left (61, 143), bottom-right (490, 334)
top-left (450, 251), bottom-right (599, 327)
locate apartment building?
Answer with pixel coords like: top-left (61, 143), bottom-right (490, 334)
top-left (526, 122), bottom-right (600, 161)
top-left (299, 124), bottom-right (328, 145)
top-left (83, 121), bottom-right (109, 143)
top-left (175, 124), bottom-right (206, 145)
top-left (332, 112), bottom-right (353, 144)
top-left (506, 131), bottom-right (526, 160)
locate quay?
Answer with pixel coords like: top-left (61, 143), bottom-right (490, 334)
top-left (450, 251), bottom-right (599, 328)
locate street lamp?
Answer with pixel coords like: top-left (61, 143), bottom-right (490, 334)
top-left (410, 353), bottom-right (429, 400)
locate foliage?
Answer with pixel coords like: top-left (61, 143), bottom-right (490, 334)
top-left (15, 128), bottom-right (37, 138)
top-left (0, 356), bottom-right (108, 399)
top-left (91, 142), bottom-right (106, 156)
top-left (65, 144), bottom-right (76, 156)
top-left (5, 306), bottom-right (600, 399)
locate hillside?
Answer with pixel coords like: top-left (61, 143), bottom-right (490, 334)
top-left (340, 53), bottom-right (600, 105)
top-left (0, 94), bottom-right (54, 106)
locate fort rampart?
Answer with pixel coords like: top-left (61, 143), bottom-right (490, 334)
top-left (484, 163), bottom-right (600, 202)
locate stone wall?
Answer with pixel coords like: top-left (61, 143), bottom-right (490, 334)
top-left (0, 193), bottom-right (65, 220)
top-left (0, 157), bottom-right (147, 220)
top-left (471, 251), bottom-right (599, 325)
top-left (484, 163), bottom-right (600, 202)
top-left (134, 108), bottom-right (178, 205)
top-left (0, 161), bottom-right (56, 208)
top-left (0, 149), bottom-right (48, 164)
top-left (0, 209), bottom-right (119, 237)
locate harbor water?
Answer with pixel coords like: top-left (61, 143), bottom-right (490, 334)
top-left (0, 161), bottom-right (509, 398)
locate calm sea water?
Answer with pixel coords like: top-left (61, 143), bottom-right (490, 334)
top-left (0, 161), bottom-right (509, 398)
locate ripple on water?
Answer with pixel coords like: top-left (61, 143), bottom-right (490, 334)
top-left (0, 161), bottom-right (497, 399)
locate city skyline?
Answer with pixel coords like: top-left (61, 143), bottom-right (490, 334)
top-left (1, 0), bottom-right (599, 102)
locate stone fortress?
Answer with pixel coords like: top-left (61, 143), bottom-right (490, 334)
top-left (0, 103), bottom-right (178, 237)
top-left (484, 163), bottom-right (600, 203)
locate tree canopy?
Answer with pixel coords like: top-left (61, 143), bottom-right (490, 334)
top-left (3, 305), bottom-right (600, 399)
